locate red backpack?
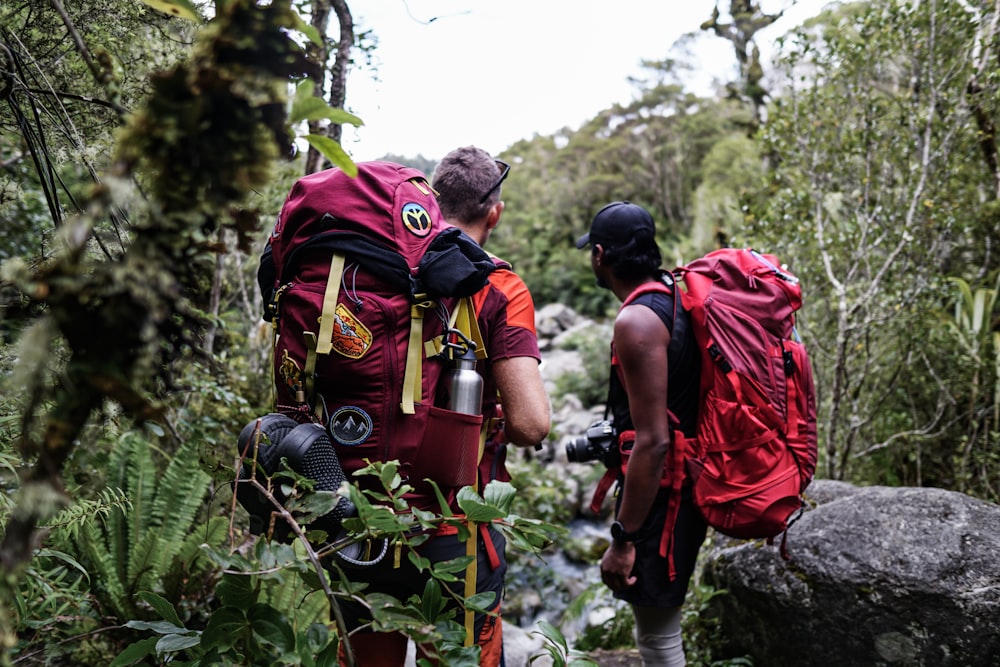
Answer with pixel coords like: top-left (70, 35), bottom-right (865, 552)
top-left (594, 248), bottom-right (818, 578)
top-left (255, 161), bottom-right (497, 509)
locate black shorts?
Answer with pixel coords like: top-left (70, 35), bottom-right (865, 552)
top-left (332, 524), bottom-right (507, 638)
top-left (615, 486), bottom-right (708, 608)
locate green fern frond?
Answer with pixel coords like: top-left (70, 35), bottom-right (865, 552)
top-left (151, 438), bottom-right (212, 544)
top-left (46, 488), bottom-right (132, 544)
top-left (127, 528), bottom-right (165, 597)
top-left (66, 431), bottom-right (226, 624)
top-left (161, 515), bottom-right (229, 598)
top-left (80, 517), bottom-right (132, 621)
top-left (174, 515), bottom-right (229, 571)
top-left (260, 568), bottom-right (329, 629)
top-left (102, 433), bottom-right (157, 585)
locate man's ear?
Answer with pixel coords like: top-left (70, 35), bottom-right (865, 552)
top-left (486, 201), bottom-right (505, 231)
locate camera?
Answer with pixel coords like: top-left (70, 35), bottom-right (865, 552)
top-left (565, 419), bottom-right (618, 467)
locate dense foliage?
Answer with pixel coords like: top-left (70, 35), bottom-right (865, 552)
top-left (484, 1), bottom-right (1000, 495)
top-left (1, 0), bottom-right (998, 665)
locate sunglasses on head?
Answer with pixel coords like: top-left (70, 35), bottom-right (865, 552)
top-left (478, 160), bottom-right (510, 204)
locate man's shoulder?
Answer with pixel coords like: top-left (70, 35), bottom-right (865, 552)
top-left (485, 258), bottom-right (528, 291)
top-left (487, 252), bottom-right (513, 271)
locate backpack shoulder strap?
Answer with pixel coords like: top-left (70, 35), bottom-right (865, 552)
top-left (616, 273), bottom-right (682, 358)
top-left (621, 275), bottom-right (674, 308)
top-left (488, 252), bottom-right (513, 271)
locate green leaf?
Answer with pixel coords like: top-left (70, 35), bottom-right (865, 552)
top-left (533, 619), bottom-right (568, 653)
top-left (420, 579), bottom-right (444, 620)
top-left (379, 461), bottom-right (401, 489)
top-left (464, 591), bottom-right (498, 614)
top-left (110, 637), bottom-right (159, 667)
top-left (155, 632), bottom-right (201, 652)
top-left (137, 591), bottom-right (183, 628)
top-left (426, 479), bottom-right (456, 517)
top-left (125, 620), bottom-right (187, 635)
top-left (216, 573), bottom-right (257, 609)
top-left (304, 622), bottom-right (330, 652)
top-left (291, 95), bottom-right (363, 126)
top-left (249, 603), bottom-right (296, 652)
top-left (200, 607), bottom-right (246, 652)
top-left (305, 134), bottom-right (358, 176)
top-left (138, 0), bottom-right (200, 21)
top-left (316, 639), bottom-right (340, 667)
top-left (431, 555), bottom-right (474, 575)
top-left (455, 488), bottom-right (505, 522)
top-left (408, 550), bottom-right (431, 572)
top-left (293, 490), bottom-right (340, 519)
top-left (482, 481), bottom-right (517, 514)
top-left (289, 10), bottom-right (322, 46)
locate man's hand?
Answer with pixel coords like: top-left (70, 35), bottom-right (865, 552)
top-left (600, 540), bottom-right (637, 592)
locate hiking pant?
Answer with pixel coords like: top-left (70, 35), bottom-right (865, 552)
top-left (632, 604), bottom-right (685, 666)
top-left (334, 524), bottom-right (507, 666)
top-left (614, 486), bottom-right (707, 609)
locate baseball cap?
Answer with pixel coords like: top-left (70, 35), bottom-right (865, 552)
top-left (575, 201), bottom-right (655, 249)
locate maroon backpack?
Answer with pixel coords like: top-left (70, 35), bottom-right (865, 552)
top-left (595, 248), bottom-right (818, 579)
top-left (257, 161), bottom-right (496, 508)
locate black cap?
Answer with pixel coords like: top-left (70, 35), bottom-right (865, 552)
top-left (575, 201), bottom-right (655, 249)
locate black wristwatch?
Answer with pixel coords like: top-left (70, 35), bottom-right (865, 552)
top-left (610, 520), bottom-right (641, 543)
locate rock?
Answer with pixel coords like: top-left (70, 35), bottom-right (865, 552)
top-left (538, 348), bottom-right (584, 393)
top-left (550, 319), bottom-right (611, 353)
top-left (705, 479), bottom-right (1000, 666)
top-left (585, 648), bottom-right (642, 666)
top-left (503, 621), bottom-right (553, 666)
top-left (535, 302), bottom-right (581, 341)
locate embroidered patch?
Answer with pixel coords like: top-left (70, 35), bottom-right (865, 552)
top-left (329, 406), bottom-right (373, 446)
top-left (279, 349), bottom-right (304, 398)
top-left (401, 202), bottom-right (433, 237)
top-left (331, 302), bottom-right (373, 358)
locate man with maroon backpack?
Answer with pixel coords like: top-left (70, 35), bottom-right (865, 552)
top-left (577, 201), bottom-right (707, 666)
top-left (334, 148), bottom-right (550, 666)
top-left (429, 145), bottom-right (551, 664)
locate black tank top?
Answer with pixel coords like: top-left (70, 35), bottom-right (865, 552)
top-left (607, 279), bottom-right (701, 438)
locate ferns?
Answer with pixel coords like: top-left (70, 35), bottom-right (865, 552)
top-left (46, 488), bottom-right (131, 541)
top-left (49, 432), bottom-right (227, 624)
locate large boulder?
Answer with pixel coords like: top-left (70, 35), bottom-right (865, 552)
top-left (705, 480), bottom-right (1000, 666)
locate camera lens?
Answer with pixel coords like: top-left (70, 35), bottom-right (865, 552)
top-left (565, 436), bottom-right (592, 463)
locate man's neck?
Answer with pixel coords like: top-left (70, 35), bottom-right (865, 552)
top-left (447, 219), bottom-right (487, 247)
top-left (611, 275), bottom-right (661, 304)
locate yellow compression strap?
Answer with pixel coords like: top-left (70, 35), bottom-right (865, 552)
top-left (424, 296), bottom-right (488, 361)
top-left (401, 296), bottom-right (435, 414)
top-left (268, 284), bottom-right (289, 410)
top-left (303, 332), bottom-right (318, 407)
top-left (300, 253), bottom-right (346, 413)
top-left (316, 253), bottom-right (346, 356)
top-left (463, 416), bottom-right (497, 647)
top-left (459, 295), bottom-right (494, 647)
top-left (464, 518), bottom-right (477, 646)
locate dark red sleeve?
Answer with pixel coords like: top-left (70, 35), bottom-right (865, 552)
top-left (474, 268), bottom-right (541, 362)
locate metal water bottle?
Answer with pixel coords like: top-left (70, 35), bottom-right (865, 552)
top-left (448, 342), bottom-right (483, 416)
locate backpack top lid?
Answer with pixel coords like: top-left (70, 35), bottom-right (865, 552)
top-left (678, 248), bottom-right (803, 338)
top-left (269, 161), bottom-right (450, 275)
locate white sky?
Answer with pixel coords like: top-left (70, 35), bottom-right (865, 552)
top-left (341, 1), bottom-right (826, 162)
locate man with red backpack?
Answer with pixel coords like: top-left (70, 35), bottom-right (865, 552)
top-left (577, 201), bottom-right (707, 666)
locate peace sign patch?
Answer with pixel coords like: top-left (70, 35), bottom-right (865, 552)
top-left (401, 202), bottom-right (433, 237)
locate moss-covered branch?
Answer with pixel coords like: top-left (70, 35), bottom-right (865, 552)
top-left (0, 0), bottom-right (315, 573)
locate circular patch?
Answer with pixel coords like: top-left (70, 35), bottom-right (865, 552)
top-left (401, 202), bottom-right (433, 237)
top-left (328, 406), bottom-right (373, 446)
